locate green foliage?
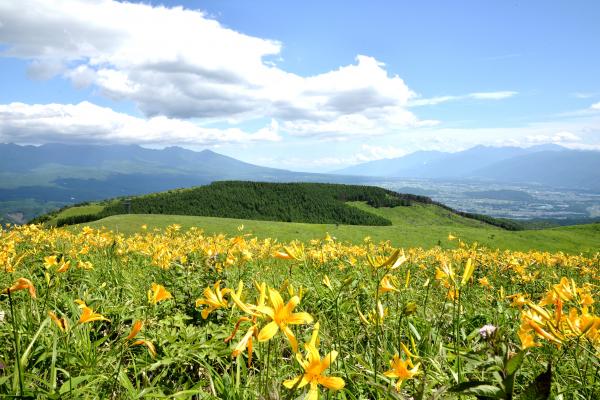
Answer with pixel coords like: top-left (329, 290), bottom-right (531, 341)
top-left (99, 181), bottom-right (416, 226)
top-left (0, 225), bottom-right (598, 398)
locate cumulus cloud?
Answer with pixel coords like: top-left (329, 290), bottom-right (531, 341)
top-left (0, 0), bottom-right (435, 139)
top-left (0, 101), bottom-right (281, 145)
top-left (410, 91), bottom-right (518, 106)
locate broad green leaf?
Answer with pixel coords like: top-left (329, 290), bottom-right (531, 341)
top-left (59, 375), bottom-right (92, 394)
top-left (450, 381), bottom-right (505, 398)
top-left (506, 351), bottom-right (525, 376)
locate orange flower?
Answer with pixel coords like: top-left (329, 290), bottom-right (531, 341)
top-left (257, 288), bottom-right (313, 352)
top-left (379, 275), bottom-right (399, 293)
top-left (384, 354), bottom-right (420, 390)
top-left (231, 324), bottom-right (258, 365)
top-left (283, 323), bottom-right (344, 398)
top-left (77, 301), bottom-right (110, 324)
top-left (195, 281), bottom-right (231, 318)
top-left (132, 339), bottom-right (157, 358)
top-left (126, 320), bottom-right (143, 340)
top-left (56, 258), bottom-right (70, 273)
top-left (147, 283), bottom-right (172, 305)
top-left (48, 311), bottom-right (69, 332)
top-left (518, 326), bottom-right (540, 349)
top-left (6, 278), bottom-right (36, 299)
top-left (478, 276), bottom-right (491, 288)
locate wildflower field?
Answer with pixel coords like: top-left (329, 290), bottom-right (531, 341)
top-left (0, 224), bottom-right (599, 399)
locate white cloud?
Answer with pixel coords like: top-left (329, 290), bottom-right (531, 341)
top-left (252, 144), bottom-right (407, 171)
top-left (571, 92), bottom-right (597, 99)
top-left (591, 102), bottom-right (600, 110)
top-left (0, 101), bottom-right (281, 145)
top-left (469, 91), bottom-right (517, 100)
top-left (410, 91), bottom-right (517, 106)
top-left (525, 131), bottom-right (581, 144)
top-left (355, 144), bottom-right (407, 162)
top-left (0, 0), bottom-right (429, 139)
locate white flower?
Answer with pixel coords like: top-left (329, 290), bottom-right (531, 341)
top-left (479, 324), bottom-right (497, 339)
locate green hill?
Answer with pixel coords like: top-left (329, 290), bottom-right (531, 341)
top-left (98, 181), bottom-right (416, 226)
top-left (32, 180), bottom-right (600, 253)
top-left (33, 181), bottom-right (522, 230)
top-left (30, 180), bottom-right (600, 253)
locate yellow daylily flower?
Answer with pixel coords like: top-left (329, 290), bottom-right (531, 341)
top-left (232, 324), bottom-right (258, 365)
top-left (460, 258), bottom-right (475, 286)
top-left (379, 274), bottom-right (399, 293)
top-left (384, 354), bottom-right (420, 390)
top-left (478, 276), bottom-right (491, 288)
top-left (283, 325), bottom-right (344, 399)
top-left (147, 283), bottom-right (172, 305)
top-left (553, 277), bottom-right (576, 302)
top-left (435, 262), bottom-right (456, 284)
top-left (56, 258), bottom-right (70, 273)
top-left (518, 326), bottom-right (541, 349)
top-left (257, 288), bottom-right (313, 352)
top-left (77, 260), bottom-right (93, 270)
top-left (274, 243), bottom-right (305, 260)
top-left (77, 302), bottom-right (110, 324)
top-left (43, 255), bottom-right (58, 269)
top-left (196, 281), bottom-right (232, 318)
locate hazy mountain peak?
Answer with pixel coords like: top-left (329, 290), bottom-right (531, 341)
top-left (332, 144), bottom-right (599, 189)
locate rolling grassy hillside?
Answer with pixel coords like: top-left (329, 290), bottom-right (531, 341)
top-left (79, 202), bottom-right (600, 254)
top-left (34, 181), bottom-right (600, 253)
top-left (34, 181), bottom-right (523, 230)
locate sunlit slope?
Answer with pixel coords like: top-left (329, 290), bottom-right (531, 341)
top-left (46, 204), bottom-right (105, 225)
top-left (81, 202), bottom-right (600, 253)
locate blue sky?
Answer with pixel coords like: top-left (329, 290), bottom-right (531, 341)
top-left (1, 0), bottom-right (599, 171)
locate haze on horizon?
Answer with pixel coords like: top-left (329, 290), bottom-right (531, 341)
top-left (1, 0), bottom-right (599, 172)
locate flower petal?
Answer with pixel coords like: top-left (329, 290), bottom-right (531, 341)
top-left (322, 350), bottom-right (338, 370)
top-left (256, 305), bottom-right (275, 319)
top-left (285, 295), bottom-right (300, 313)
top-left (307, 383), bottom-right (319, 400)
top-left (283, 375), bottom-right (309, 389)
top-left (232, 326), bottom-right (255, 357)
top-left (269, 288), bottom-right (284, 311)
top-left (288, 312), bottom-right (314, 325)
top-left (258, 321), bottom-right (279, 342)
top-left (318, 376), bottom-right (345, 390)
top-left (282, 325), bottom-right (298, 353)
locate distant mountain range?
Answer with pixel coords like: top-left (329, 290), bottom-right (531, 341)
top-left (0, 143), bottom-right (367, 205)
top-left (1, 142), bottom-right (599, 224)
top-left (334, 144), bottom-right (600, 190)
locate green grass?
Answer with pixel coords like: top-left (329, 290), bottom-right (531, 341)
top-left (81, 202), bottom-right (600, 254)
top-left (47, 204), bottom-right (105, 225)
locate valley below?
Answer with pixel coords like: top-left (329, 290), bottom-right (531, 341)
top-left (372, 178), bottom-right (600, 221)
